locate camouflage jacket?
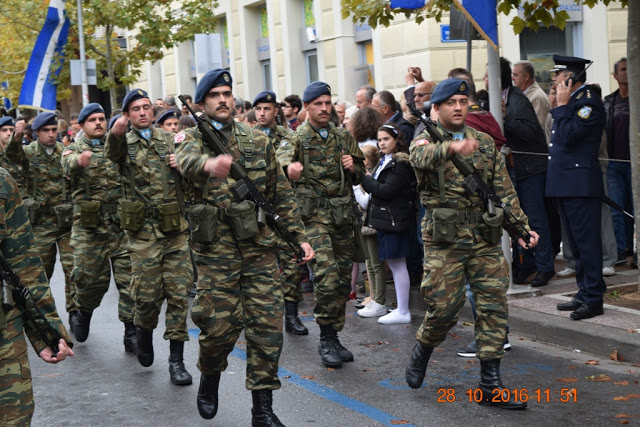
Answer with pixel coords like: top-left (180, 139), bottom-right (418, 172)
top-left (0, 168), bottom-right (72, 356)
top-left (253, 124), bottom-right (290, 148)
top-left (410, 123), bottom-right (530, 244)
top-left (5, 136), bottom-right (70, 207)
top-left (175, 119), bottom-right (307, 248)
top-left (105, 126), bottom-right (188, 239)
top-left (0, 145), bottom-right (26, 198)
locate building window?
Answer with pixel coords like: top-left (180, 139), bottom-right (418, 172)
top-left (305, 51), bottom-right (318, 84)
top-left (262, 60), bottom-right (272, 91)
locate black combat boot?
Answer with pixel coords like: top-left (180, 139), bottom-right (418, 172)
top-left (123, 322), bottom-right (137, 354)
top-left (68, 311), bottom-right (78, 335)
top-left (135, 328), bottom-right (154, 367)
top-left (335, 333), bottom-right (354, 362)
top-left (168, 340), bottom-right (192, 385)
top-left (478, 359), bottom-right (527, 410)
top-left (405, 342), bottom-right (434, 388)
top-left (197, 373), bottom-right (221, 419)
top-left (73, 310), bottom-right (92, 342)
top-left (284, 301), bottom-right (308, 335)
top-left (318, 324), bottom-right (342, 368)
top-left (251, 390), bottom-right (285, 427)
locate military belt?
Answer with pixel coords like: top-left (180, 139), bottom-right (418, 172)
top-left (425, 209), bottom-right (484, 224)
top-left (102, 203), bottom-right (118, 215)
top-left (144, 205), bottom-right (160, 218)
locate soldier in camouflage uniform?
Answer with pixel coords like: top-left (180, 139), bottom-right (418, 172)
top-left (404, 78), bottom-right (539, 410)
top-left (0, 117), bottom-right (26, 197)
top-left (276, 82), bottom-right (365, 369)
top-left (61, 103), bottom-right (135, 352)
top-left (5, 112), bottom-right (76, 320)
top-left (106, 89), bottom-right (193, 386)
top-left (174, 69), bottom-right (313, 425)
top-left (252, 91), bottom-right (308, 336)
top-left (0, 168), bottom-right (74, 425)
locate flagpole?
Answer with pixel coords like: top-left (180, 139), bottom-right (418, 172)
top-left (76, 0), bottom-right (89, 107)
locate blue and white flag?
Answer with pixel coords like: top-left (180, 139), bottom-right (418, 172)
top-left (452, 0), bottom-right (498, 50)
top-left (390, 0), bottom-right (426, 9)
top-left (18, 0), bottom-right (70, 111)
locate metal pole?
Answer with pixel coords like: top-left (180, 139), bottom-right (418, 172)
top-left (76, 0), bottom-right (89, 107)
top-left (466, 21), bottom-right (472, 72)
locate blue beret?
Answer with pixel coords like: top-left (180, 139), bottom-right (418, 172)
top-left (122, 88), bottom-right (149, 112)
top-left (194, 69), bottom-right (233, 104)
top-left (302, 81), bottom-right (331, 103)
top-left (253, 91), bottom-right (277, 107)
top-left (32, 112), bottom-right (58, 131)
top-left (430, 78), bottom-right (469, 105)
top-left (0, 116), bottom-right (14, 129)
top-left (78, 103), bottom-right (105, 124)
top-left (552, 54), bottom-right (591, 74)
top-left (108, 114), bottom-right (121, 130)
top-left (156, 110), bottom-right (177, 125)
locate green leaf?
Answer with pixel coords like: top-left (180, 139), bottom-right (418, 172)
top-left (510, 16), bottom-right (526, 35)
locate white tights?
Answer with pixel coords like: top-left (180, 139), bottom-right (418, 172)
top-left (387, 257), bottom-right (410, 315)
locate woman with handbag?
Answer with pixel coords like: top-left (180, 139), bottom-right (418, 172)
top-left (361, 124), bottom-right (417, 324)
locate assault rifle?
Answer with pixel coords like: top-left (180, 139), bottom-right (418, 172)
top-left (179, 95), bottom-right (305, 262)
top-left (409, 104), bottom-right (532, 244)
top-left (0, 254), bottom-right (63, 357)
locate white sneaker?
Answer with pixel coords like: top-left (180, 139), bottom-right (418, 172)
top-left (358, 301), bottom-right (387, 318)
top-left (602, 266), bottom-right (615, 276)
top-left (377, 310), bottom-right (411, 324)
top-left (557, 267), bottom-right (575, 277)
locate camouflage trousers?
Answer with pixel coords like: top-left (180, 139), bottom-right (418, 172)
top-left (192, 238), bottom-right (283, 390)
top-left (417, 242), bottom-right (508, 360)
top-left (0, 317), bottom-right (34, 426)
top-left (70, 222), bottom-right (134, 322)
top-left (280, 242), bottom-right (302, 303)
top-left (306, 221), bottom-right (353, 331)
top-left (128, 231), bottom-right (192, 341)
top-left (33, 215), bottom-right (74, 314)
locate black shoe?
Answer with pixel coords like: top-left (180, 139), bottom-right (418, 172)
top-left (615, 252), bottom-right (628, 266)
top-left (405, 343), bottom-right (434, 388)
top-left (136, 328), bottom-right (154, 367)
top-left (530, 271), bottom-right (555, 288)
top-left (478, 359), bottom-right (527, 410)
top-left (197, 373), bottom-right (220, 419)
top-left (251, 390), bottom-right (284, 427)
top-left (512, 267), bottom-right (536, 284)
top-left (123, 322), bottom-right (137, 354)
top-left (335, 334), bottom-right (354, 362)
top-left (68, 311), bottom-right (78, 336)
top-left (188, 283), bottom-right (197, 298)
top-left (457, 340), bottom-right (477, 358)
top-left (557, 298), bottom-right (583, 311)
top-left (284, 301), bottom-right (308, 335)
top-left (73, 310), bottom-right (92, 342)
top-left (318, 324), bottom-right (342, 368)
top-left (169, 340), bottom-right (193, 385)
top-left (570, 303), bottom-right (603, 320)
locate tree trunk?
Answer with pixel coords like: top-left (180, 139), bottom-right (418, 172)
top-left (627, 3), bottom-right (640, 297)
top-left (105, 24), bottom-right (117, 112)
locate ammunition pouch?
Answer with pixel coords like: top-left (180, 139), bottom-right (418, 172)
top-left (0, 284), bottom-right (15, 329)
top-left (225, 200), bottom-right (260, 241)
top-left (78, 200), bottom-right (102, 228)
top-left (189, 204), bottom-right (219, 244)
top-left (295, 187), bottom-right (317, 221)
top-left (329, 196), bottom-right (353, 227)
top-left (53, 203), bottom-right (74, 230)
top-left (23, 198), bottom-right (43, 226)
top-left (120, 200), bottom-right (145, 232)
top-left (431, 208), bottom-right (459, 244)
top-left (157, 202), bottom-right (182, 233)
top-left (479, 208), bottom-right (504, 244)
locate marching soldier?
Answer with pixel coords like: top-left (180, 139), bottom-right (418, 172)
top-left (0, 117), bottom-right (26, 195)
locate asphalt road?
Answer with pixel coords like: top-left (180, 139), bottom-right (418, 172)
top-left (29, 262), bottom-right (640, 426)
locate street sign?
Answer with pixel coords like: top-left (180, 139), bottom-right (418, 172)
top-left (440, 24), bottom-right (465, 43)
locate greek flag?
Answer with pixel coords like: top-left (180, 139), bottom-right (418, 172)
top-left (18, 0), bottom-right (70, 111)
top-left (390, 0), bottom-right (426, 8)
top-left (452, 0), bottom-right (499, 50)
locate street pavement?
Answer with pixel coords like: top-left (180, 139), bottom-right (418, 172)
top-left (29, 260), bottom-right (640, 426)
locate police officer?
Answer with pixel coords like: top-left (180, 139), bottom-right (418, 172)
top-left (174, 69), bottom-right (314, 425)
top-left (106, 89), bottom-right (193, 386)
top-left (405, 78), bottom-right (538, 409)
top-left (0, 117), bottom-right (26, 195)
top-left (0, 168), bottom-right (73, 425)
top-left (61, 103), bottom-right (136, 352)
top-left (547, 55), bottom-right (607, 320)
top-left (276, 82), bottom-right (366, 368)
top-left (252, 91), bottom-right (307, 335)
top-left (5, 112), bottom-right (76, 323)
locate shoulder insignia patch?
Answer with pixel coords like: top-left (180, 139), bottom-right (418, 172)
top-left (174, 132), bottom-right (186, 143)
top-left (578, 106), bottom-right (592, 119)
top-left (416, 139), bottom-right (429, 146)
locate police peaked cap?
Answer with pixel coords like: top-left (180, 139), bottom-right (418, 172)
top-left (108, 114), bottom-right (121, 130)
top-left (194, 69), bottom-right (233, 104)
top-left (0, 116), bottom-right (14, 129)
top-left (302, 82), bottom-right (331, 103)
top-left (253, 91), bottom-right (278, 107)
top-left (156, 110), bottom-right (177, 125)
top-left (430, 78), bottom-right (469, 105)
top-left (122, 88), bottom-right (150, 112)
top-left (78, 103), bottom-right (105, 124)
top-left (551, 54), bottom-right (591, 74)
top-left (32, 112), bottom-right (58, 131)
